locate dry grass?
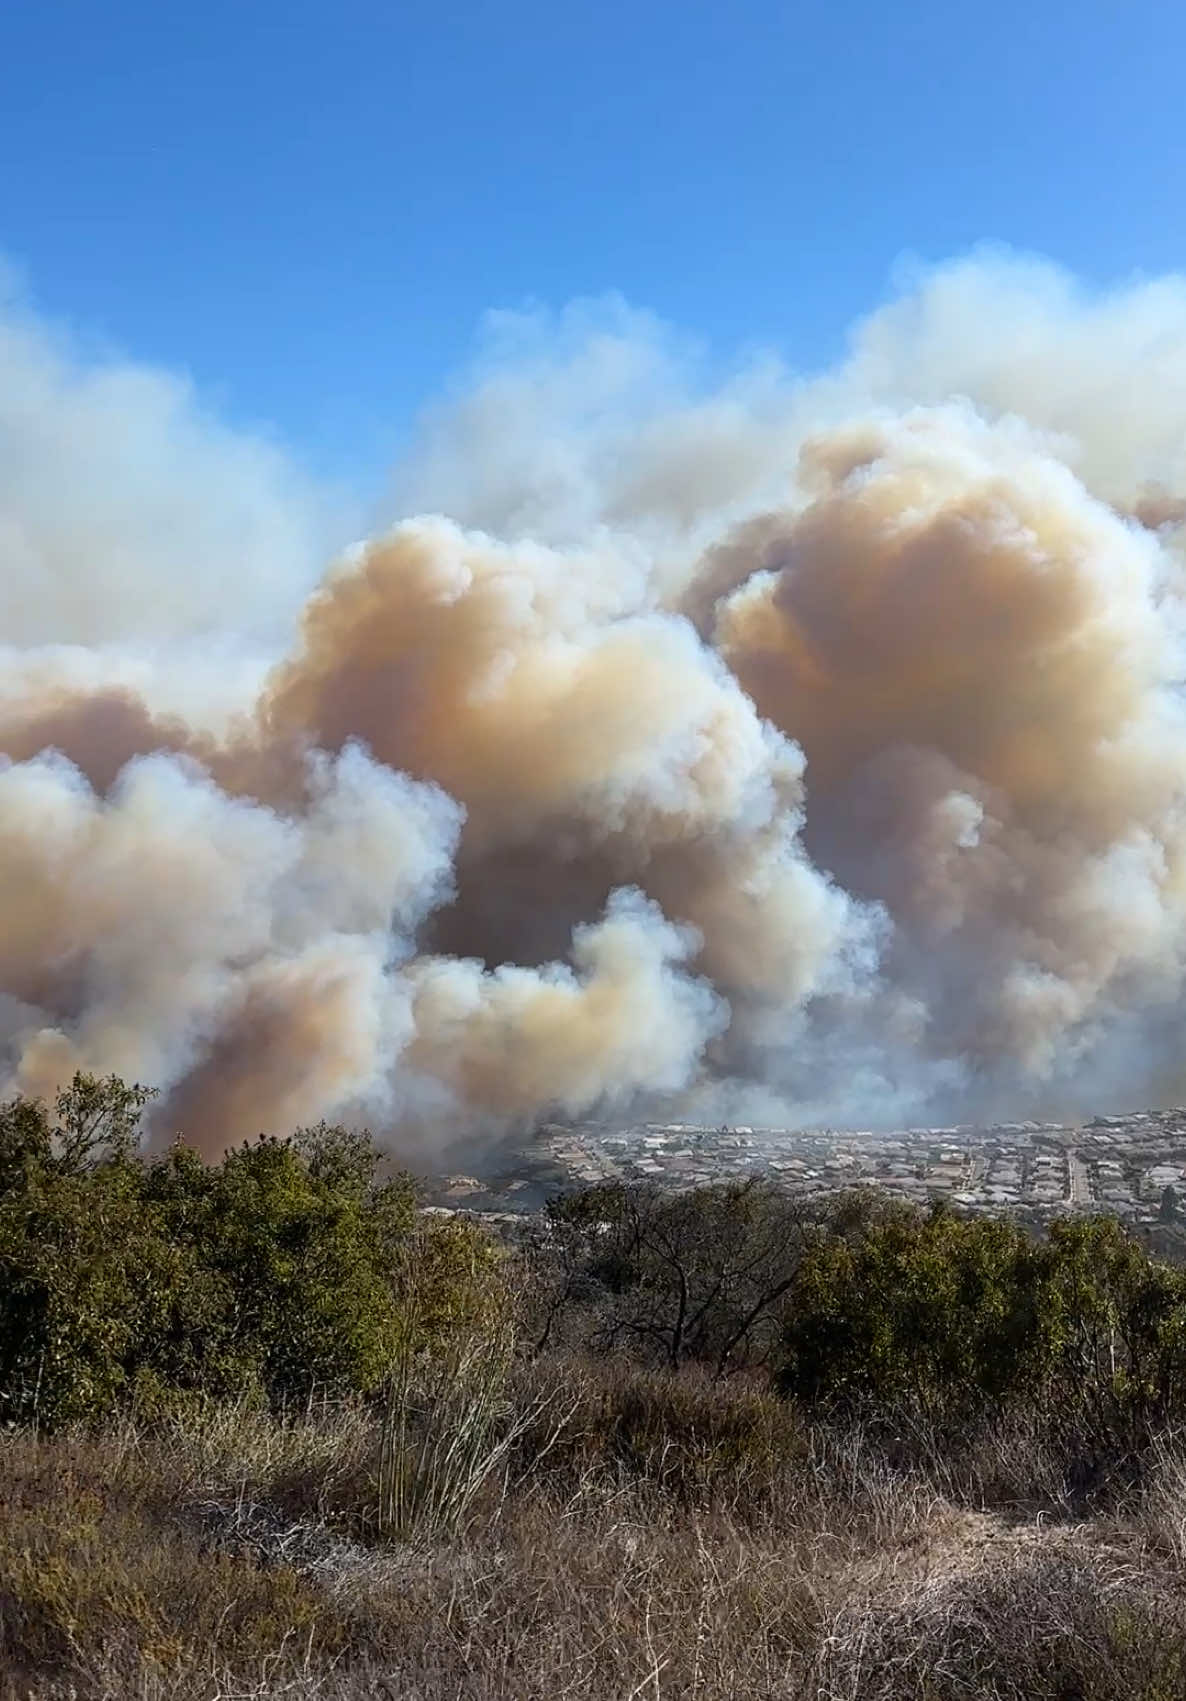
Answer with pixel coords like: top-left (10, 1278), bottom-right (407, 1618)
top-left (3, 1367), bottom-right (1186, 1700)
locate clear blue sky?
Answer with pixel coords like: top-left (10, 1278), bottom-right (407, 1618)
top-left (2, 0), bottom-right (1182, 484)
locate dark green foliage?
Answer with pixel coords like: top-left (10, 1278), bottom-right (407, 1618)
top-left (0, 1072), bottom-right (152, 1192)
top-left (778, 1202), bottom-right (1038, 1419)
top-left (0, 1074), bottom-right (495, 1428)
top-left (10, 1076), bottom-right (1186, 1485)
top-left (535, 1179), bottom-right (1186, 1475)
top-left (1037, 1214), bottom-right (1186, 1453)
top-left (778, 1200), bottom-right (1186, 1456)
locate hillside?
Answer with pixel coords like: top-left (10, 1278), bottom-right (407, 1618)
top-left (5, 1075), bottom-right (1186, 1699)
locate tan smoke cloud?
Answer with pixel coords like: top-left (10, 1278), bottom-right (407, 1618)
top-left (404, 892), bottom-right (726, 1118)
top-left (5, 251), bottom-right (1186, 1150)
top-left (259, 519), bottom-right (864, 1028)
top-left (708, 407), bottom-right (1186, 1078)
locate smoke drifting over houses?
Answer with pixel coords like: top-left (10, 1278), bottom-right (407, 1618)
top-left (3, 250), bottom-right (1186, 1153)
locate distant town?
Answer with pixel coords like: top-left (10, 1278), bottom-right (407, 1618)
top-left (422, 1109), bottom-right (1186, 1250)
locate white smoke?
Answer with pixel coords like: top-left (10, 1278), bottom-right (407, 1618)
top-left (0, 264), bottom-right (352, 725)
top-left (393, 249), bottom-right (1186, 546)
top-left (3, 247), bottom-right (1186, 1151)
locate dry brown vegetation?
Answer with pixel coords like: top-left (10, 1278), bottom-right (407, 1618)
top-left (4, 1371), bottom-right (1186, 1700)
top-left (7, 1081), bottom-right (1186, 1697)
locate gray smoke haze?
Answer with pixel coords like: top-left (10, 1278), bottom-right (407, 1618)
top-left (4, 249), bottom-right (1186, 1153)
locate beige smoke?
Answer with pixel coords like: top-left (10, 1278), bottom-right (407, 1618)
top-left (3, 251), bottom-right (1186, 1150)
top-left (707, 407), bottom-right (1186, 1079)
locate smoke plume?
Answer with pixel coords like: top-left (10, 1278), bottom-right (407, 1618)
top-left (4, 249), bottom-right (1186, 1151)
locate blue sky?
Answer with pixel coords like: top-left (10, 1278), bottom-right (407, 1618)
top-left (2, 0), bottom-right (1183, 488)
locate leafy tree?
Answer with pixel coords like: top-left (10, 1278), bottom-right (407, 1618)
top-left (778, 1202), bottom-right (1038, 1424)
top-left (1035, 1214), bottom-right (1186, 1453)
top-left (0, 1073), bottom-right (155, 1193)
top-left (0, 1074), bottom-right (503, 1428)
top-left (777, 1202), bottom-right (1186, 1455)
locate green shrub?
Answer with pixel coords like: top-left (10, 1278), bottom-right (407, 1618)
top-left (147, 1132), bottom-right (417, 1403)
top-left (777, 1200), bottom-right (1186, 1457)
top-left (0, 1074), bottom-right (501, 1428)
top-left (778, 1203), bottom-right (1037, 1420)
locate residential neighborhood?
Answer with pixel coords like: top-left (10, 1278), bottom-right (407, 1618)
top-left (423, 1108), bottom-right (1186, 1246)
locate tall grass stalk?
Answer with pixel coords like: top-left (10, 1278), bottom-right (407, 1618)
top-left (376, 1322), bottom-right (566, 1543)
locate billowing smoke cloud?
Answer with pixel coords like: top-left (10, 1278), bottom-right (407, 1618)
top-left (707, 408), bottom-right (1186, 1082)
top-left (4, 249), bottom-right (1186, 1152)
top-left (0, 261), bottom-right (355, 741)
top-left (393, 250), bottom-right (1186, 547)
